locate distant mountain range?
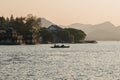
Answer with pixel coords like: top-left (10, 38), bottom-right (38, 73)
top-left (41, 18), bottom-right (55, 28)
top-left (41, 18), bottom-right (120, 41)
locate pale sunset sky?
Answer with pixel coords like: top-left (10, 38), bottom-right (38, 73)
top-left (0, 0), bottom-right (120, 25)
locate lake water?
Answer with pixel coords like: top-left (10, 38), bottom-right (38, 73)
top-left (0, 41), bottom-right (120, 80)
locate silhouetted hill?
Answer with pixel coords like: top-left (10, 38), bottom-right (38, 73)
top-left (67, 21), bottom-right (120, 40)
top-left (40, 18), bottom-right (120, 41)
top-left (41, 18), bottom-right (55, 28)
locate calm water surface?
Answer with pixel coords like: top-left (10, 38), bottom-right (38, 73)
top-left (0, 41), bottom-right (120, 80)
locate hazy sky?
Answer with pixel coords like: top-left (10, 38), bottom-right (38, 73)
top-left (1, 0), bottom-right (120, 25)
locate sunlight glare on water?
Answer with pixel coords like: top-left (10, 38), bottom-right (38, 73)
top-left (0, 42), bottom-right (120, 80)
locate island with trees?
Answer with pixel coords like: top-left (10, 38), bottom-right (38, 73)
top-left (0, 14), bottom-right (96, 45)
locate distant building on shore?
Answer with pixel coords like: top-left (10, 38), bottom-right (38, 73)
top-left (48, 25), bottom-right (62, 32)
top-left (23, 32), bottom-right (36, 45)
top-left (48, 25), bottom-right (63, 43)
top-left (0, 28), bottom-right (18, 45)
top-left (0, 28), bottom-right (38, 45)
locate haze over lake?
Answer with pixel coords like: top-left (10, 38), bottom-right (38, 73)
top-left (0, 41), bottom-right (120, 80)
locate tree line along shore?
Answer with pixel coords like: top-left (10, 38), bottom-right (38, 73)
top-left (0, 14), bottom-right (94, 45)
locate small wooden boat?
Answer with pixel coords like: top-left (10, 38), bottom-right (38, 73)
top-left (51, 44), bottom-right (70, 48)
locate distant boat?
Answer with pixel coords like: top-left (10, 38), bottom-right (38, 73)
top-left (51, 44), bottom-right (70, 48)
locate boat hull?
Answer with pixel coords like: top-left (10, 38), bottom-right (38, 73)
top-left (51, 46), bottom-right (70, 48)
